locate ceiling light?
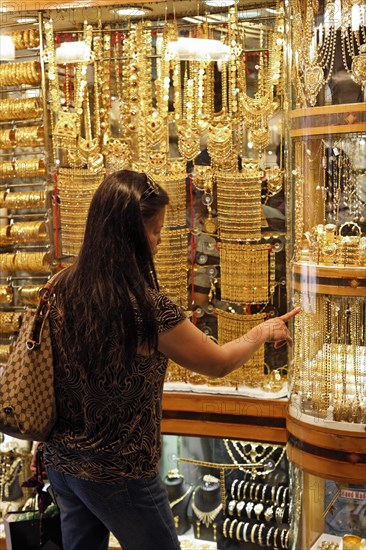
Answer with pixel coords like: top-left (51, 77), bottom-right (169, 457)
top-left (56, 41), bottom-right (91, 64)
top-left (16, 16), bottom-right (38, 24)
top-left (113, 7), bottom-right (149, 17)
top-left (0, 36), bottom-right (15, 60)
top-left (166, 37), bottom-right (230, 62)
top-left (204, 0), bottom-right (237, 6)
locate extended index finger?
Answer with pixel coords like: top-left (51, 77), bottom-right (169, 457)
top-left (279, 307), bottom-right (302, 323)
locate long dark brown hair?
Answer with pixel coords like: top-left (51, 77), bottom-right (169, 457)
top-left (55, 170), bottom-right (169, 369)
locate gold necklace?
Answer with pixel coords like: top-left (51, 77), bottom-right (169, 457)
top-left (191, 488), bottom-right (222, 528)
top-left (169, 486), bottom-right (192, 509)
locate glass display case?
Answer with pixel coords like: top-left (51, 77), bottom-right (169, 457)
top-left (287, 1), bottom-right (366, 548)
top-left (161, 434), bottom-right (291, 550)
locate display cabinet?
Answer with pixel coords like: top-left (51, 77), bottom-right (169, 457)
top-left (287, 2), bottom-right (366, 548)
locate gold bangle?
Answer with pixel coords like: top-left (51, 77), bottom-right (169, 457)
top-left (236, 520), bottom-right (243, 541)
top-left (243, 522), bottom-right (250, 543)
top-left (242, 481), bottom-right (250, 500)
top-left (229, 518), bottom-right (238, 539)
top-left (273, 527), bottom-right (280, 548)
top-left (258, 524), bottom-right (266, 547)
top-left (0, 284), bottom-right (13, 304)
top-left (222, 517), bottom-right (230, 538)
top-left (261, 484), bottom-right (268, 502)
top-left (266, 526), bottom-right (275, 546)
top-left (231, 479), bottom-right (238, 499)
top-left (237, 480), bottom-right (244, 500)
top-left (280, 528), bottom-right (287, 548)
top-left (250, 524), bottom-right (259, 544)
top-left (254, 483), bottom-right (262, 501)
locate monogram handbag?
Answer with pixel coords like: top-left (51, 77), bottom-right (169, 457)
top-left (0, 276), bottom-right (58, 441)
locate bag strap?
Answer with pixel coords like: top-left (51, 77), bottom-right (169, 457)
top-left (26, 269), bottom-right (65, 350)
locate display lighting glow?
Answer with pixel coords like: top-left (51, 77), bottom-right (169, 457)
top-left (204, 0), bottom-right (237, 6)
top-left (0, 35), bottom-right (15, 61)
top-left (113, 7), bottom-right (148, 17)
top-left (55, 41), bottom-right (91, 64)
top-left (17, 17), bottom-right (38, 24)
top-left (166, 37), bottom-right (230, 62)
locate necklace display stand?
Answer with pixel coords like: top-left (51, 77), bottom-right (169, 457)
top-left (189, 475), bottom-right (223, 542)
top-left (164, 469), bottom-right (192, 535)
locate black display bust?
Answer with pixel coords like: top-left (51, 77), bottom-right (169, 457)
top-left (189, 475), bottom-right (223, 542)
top-left (164, 469), bottom-right (192, 535)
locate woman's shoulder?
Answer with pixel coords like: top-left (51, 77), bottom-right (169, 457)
top-left (147, 288), bottom-right (186, 332)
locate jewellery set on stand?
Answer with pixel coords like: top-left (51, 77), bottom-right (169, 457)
top-left (164, 469), bottom-right (193, 535)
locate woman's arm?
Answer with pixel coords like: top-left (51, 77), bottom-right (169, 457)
top-left (158, 307), bottom-right (301, 378)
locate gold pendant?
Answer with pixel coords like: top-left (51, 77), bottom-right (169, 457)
top-left (204, 213), bottom-right (217, 234)
top-left (54, 112), bottom-right (78, 141)
top-left (304, 65), bottom-right (324, 106)
top-left (177, 125), bottom-right (201, 162)
top-left (248, 127), bottom-right (270, 149)
top-left (351, 45), bottom-right (366, 90)
top-left (147, 151), bottom-right (169, 175)
top-left (145, 114), bottom-right (166, 147)
top-left (78, 137), bottom-right (100, 162)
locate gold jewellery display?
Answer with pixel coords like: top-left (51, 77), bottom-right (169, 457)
top-left (57, 168), bottom-right (105, 256)
top-left (0, 61), bottom-right (41, 87)
top-left (220, 242), bottom-right (275, 304)
top-left (0, 97), bottom-right (42, 121)
top-left (0, 251), bottom-right (51, 274)
top-left (11, 28), bottom-right (40, 50)
top-left (216, 163), bottom-right (263, 240)
top-left (154, 227), bottom-right (189, 309)
top-left (0, 285), bottom-right (13, 304)
top-left (41, 5), bottom-right (287, 393)
top-left (291, 133), bottom-right (365, 427)
top-left (217, 309), bottom-right (267, 388)
top-left (0, 311), bottom-right (21, 333)
top-left (155, 160), bottom-right (187, 228)
top-left (292, 0), bottom-right (366, 106)
top-left (292, 294), bottom-right (365, 424)
top-left (0, 158), bottom-right (45, 180)
top-left (18, 285), bottom-right (43, 306)
top-left (0, 189), bottom-right (46, 210)
top-left (7, 221), bottom-right (48, 244)
top-left (0, 126), bottom-right (44, 149)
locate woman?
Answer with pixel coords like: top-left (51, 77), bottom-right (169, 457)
top-left (43, 170), bottom-right (300, 550)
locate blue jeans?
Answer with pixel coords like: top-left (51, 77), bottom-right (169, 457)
top-left (47, 468), bottom-right (181, 550)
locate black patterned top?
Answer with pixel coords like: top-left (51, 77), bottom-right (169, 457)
top-left (43, 288), bottom-right (185, 483)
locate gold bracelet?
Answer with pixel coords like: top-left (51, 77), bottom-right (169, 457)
top-left (243, 522), bottom-right (250, 543)
top-left (0, 284), bottom-right (13, 304)
top-left (229, 518), bottom-right (238, 539)
top-left (250, 524), bottom-right (259, 544)
top-left (266, 526), bottom-right (275, 546)
top-left (235, 520), bottom-right (244, 541)
top-left (237, 480), bottom-right (245, 500)
top-left (258, 524), bottom-right (266, 547)
top-left (230, 479), bottom-right (238, 499)
top-left (222, 517), bottom-right (230, 538)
